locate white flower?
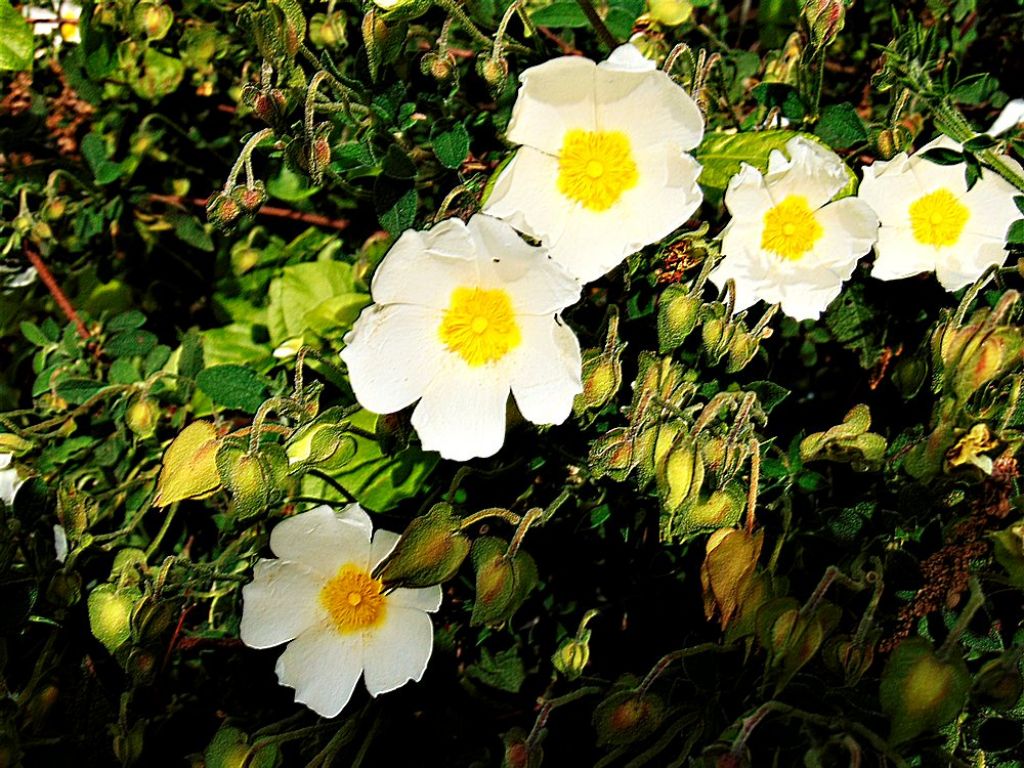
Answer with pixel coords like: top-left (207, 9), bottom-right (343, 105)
top-left (859, 136), bottom-right (1023, 292)
top-left (482, 43), bottom-right (705, 284)
top-left (988, 99), bottom-right (1024, 137)
top-left (709, 135), bottom-right (879, 321)
top-left (340, 214), bottom-right (582, 462)
top-left (0, 453), bottom-right (25, 507)
top-left (240, 504), bottom-right (442, 718)
top-left (23, 2), bottom-right (81, 46)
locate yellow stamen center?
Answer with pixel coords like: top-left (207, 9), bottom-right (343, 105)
top-left (320, 565), bottom-right (386, 634)
top-left (909, 188), bottom-right (969, 248)
top-left (439, 286), bottom-right (521, 366)
top-left (760, 195), bottom-right (823, 261)
top-left (557, 129), bottom-right (639, 211)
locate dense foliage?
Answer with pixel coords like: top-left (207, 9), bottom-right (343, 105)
top-left (4, 0), bottom-right (1024, 766)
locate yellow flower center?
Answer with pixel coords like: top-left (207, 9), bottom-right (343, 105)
top-left (320, 565), bottom-right (386, 634)
top-left (760, 195), bottom-right (823, 261)
top-left (438, 287), bottom-right (521, 366)
top-left (557, 129), bottom-right (639, 211)
top-left (909, 188), bottom-right (970, 248)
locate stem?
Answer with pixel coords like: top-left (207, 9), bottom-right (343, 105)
top-left (540, 487), bottom-right (573, 524)
top-left (434, 0), bottom-right (498, 49)
top-left (145, 504), bottom-right (179, 560)
top-left (525, 687), bottom-right (602, 748)
top-left (459, 507), bottom-right (522, 529)
top-left (505, 506), bottom-right (542, 558)
top-left (572, 0), bottom-right (617, 50)
top-left (937, 576), bottom-right (985, 661)
top-left (933, 99), bottom-right (1024, 193)
top-left (637, 644), bottom-right (736, 698)
top-left (490, 1), bottom-right (520, 63)
top-left (22, 244), bottom-right (89, 339)
top-left (225, 128), bottom-right (275, 189)
top-left (148, 194), bottom-right (350, 232)
top-left (745, 439), bottom-right (760, 534)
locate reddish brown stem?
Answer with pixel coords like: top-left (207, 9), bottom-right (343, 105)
top-left (23, 244), bottom-right (89, 339)
top-left (148, 194), bottom-right (350, 232)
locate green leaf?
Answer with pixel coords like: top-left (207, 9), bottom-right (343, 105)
top-left (21, 321), bottom-right (52, 347)
top-left (81, 133), bottom-right (125, 185)
top-left (0, 0), bottom-right (33, 71)
top-left (171, 213), bottom-right (215, 252)
top-left (55, 378), bottom-right (107, 405)
top-left (696, 131), bottom-right (800, 197)
top-left (752, 83), bottom-right (806, 121)
top-left (921, 146), bottom-right (963, 166)
top-left (105, 330), bottom-right (158, 358)
top-left (746, 381), bottom-right (790, 414)
top-left (267, 261), bottom-right (369, 346)
top-left (300, 409), bottom-right (437, 512)
top-left (374, 180), bottom-right (417, 236)
top-left (951, 73), bottom-right (999, 105)
top-left (1008, 219), bottom-right (1024, 245)
top-left (178, 329), bottom-right (205, 379)
top-left (107, 310), bottom-right (147, 332)
top-left (529, 3), bottom-right (588, 27)
top-left (814, 103), bottom-right (867, 150)
top-left (466, 648), bottom-right (526, 693)
top-left (431, 123), bottom-right (470, 169)
top-left (195, 365), bottom-right (270, 413)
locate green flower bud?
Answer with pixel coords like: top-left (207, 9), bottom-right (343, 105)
top-left (216, 442), bottom-right (270, 521)
top-left (574, 349), bottom-right (621, 415)
top-left (656, 435), bottom-right (705, 516)
top-left (134, 2), bottom-right (174, 41)
top-left (725, 329), bottom-right (760, 373)
top-left (803, 0), bottom-right (847, 49)
top-left (470, 537), bottom-right (538, 627)
top-left (972, 654), bottom-right (1024, 710)
top-left (309, 12), bottom-right (348, 48)
top-left (593, 689), bottom-right (665, 746)
top-left (206, 193), bottom-right (241, 229)
top-left (42, 197), bottom-right (66, 221)
top-left (552, 636), bottom-right (590, 681)
top-left (285, 419), bottom-right (357, 469)
top-left (502, 728), bottom-right (542, 768)
top-left (378, 503), bottom-right (471, 588)
top-left (230, 181), bottom-right (268, 215)
top-left (647, 0), bottom-right (693, 26)
top-left (421, 51), bottom-right (456, 82)
top-left (477, 56), bottom-right (509, 92)
top-left (657, 284), bottom-right (702, 353)
top-left (88, 585), bottom-right (139, 653)
top-left (126, 396), bottom-right (159, 439)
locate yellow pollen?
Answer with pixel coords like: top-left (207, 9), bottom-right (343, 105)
top-left (439, 286), bottom-right (521, 366)
top-left (909, 188), bottom-right (969, 248)
top-left (760, 195), bottom-right (823, 261)
top-left (320, 565), bottom-right (386, 634)
top-left (557, 129), bottom-right (639, 211)
top-left (909, 188), bottom-right (970, 247)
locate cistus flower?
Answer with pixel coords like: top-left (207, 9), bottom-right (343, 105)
top-left (0, 453), bottom-right (25, 507)
top-left (859, 137), bottom-right (1023, 292)
top-left (482, 43), bottom-right (704, 284)
top-left (23, 2), bottom-right (81, 46)
top-left (709, 135), bottom-right (879, 320)
top-left (240, 504), bottom-right (442, 718)
top-left (340, 214), bottom-right (583, 462)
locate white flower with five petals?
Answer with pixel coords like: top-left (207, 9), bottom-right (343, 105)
top-left (240, 504), bottom-right (442, 718)
top-left (709, 135), bottom-right (880, 321)
top-left (340, 214), bottom-right (582, 462)
top-left (482, 43), bottom-right (705, 284)
top-left (858, 136), bottom-right (1023, 292)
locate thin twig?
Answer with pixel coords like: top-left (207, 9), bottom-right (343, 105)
top-left (147, 194), bottom-right (350, 232)
top-left (23, 244), bottom-right (89, 339)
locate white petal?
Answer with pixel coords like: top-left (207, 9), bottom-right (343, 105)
top-left (779, 273), bottom-right (844, 321)
top-left (765, 136), bottom-right (848, 208)
top-left (870, 226), bottom-right (937, 281)
top-left (961, 171), bottom-right (1021, 240)
top-left (269, 505), bottom-right (373, 575)
top-left (510, 317), bottom-right (582, 425)
top-left (369, 528), bottom-right (400, 572)
top-left (370, 222), bottom-right (478, 310)
top-left (389, 585), bottom-right (443, 612)
top-left (506, 57), bottom-right (598, 154)
top-left (600, 43), bottom-right (656, 72)
top-left (988, 99), bottom-right (1024, 136)
top-left (615, 145), bottom-right (703, 248)
top-left (858, 154), bottom-right (923, 229)
top-left (362, 606), bottom-right (435, 697)
top-left (53, 524), bottom-right (68, 563)
top-left (240, 559), bottom-right (322, 649)
top-left (935, 234), bottom-right (1008, 291)
top-left (410, 363), bottom-right (510, 461)
top-left (340, 304), bottom-right (444, 415)
top-left (907, 151), bottom-right (965, 193)
top-left (595, 64), bottom-right (704, 150)
top-left (467, 214), bottom-right (582, 314)
top-left (482, 148), bottom-right (571, 247)
top-left (724, 163), bottom-right (775, 219)
top-left (0, 453), bottom-right (11, 470)
top-left (275, 625), bottom-right (363, 718)
top-left (811, 197), bottom-right (878, 269)
top-left (708, 257), bottom-right (763, 314)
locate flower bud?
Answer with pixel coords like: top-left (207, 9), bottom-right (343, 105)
top-left (126, 396), bottom-right (159, 438)
top-left (574, 350), bottom-right (621, 415)
top-left (378, 503), bottom-right (471, 588)
top-left (285, 413), bottom-right (358, 469)
top-left (656, 435), bottom-right (705, 517)
top-left (230, 181), bottom-right (268, 215)
top-left (206, 193), bottom-right (241, 229)
top-left (502, 728), bottom-right (542, 768)
top-left (131, 594), bottom-right (177, 645)
top-left (701, 305), bottom-right (733, 364)
top-left (216, 443), bottom-right (271, 521)
top-left (657, 284), bottom-right (702, 353)
top-left (647, 0), bottom-right (693, 27)
top-left (134, 2), bottom-right (174, 41)
top-left (477, 56), bottom-right (509, 92)
top-left (593, 689), bottom-right (665, 746)
top-left (154, 421), bottom-right (223, 507)
top-left (552, 636), bottom-right (591, 681)
top-left (421, 51), bottom-right (456, 82)
top-left (953, 326), bottom-right (1024, 401)
top-left (588, 429), bottom-right (634, 482)
top-left (88, 585), bottom-right (138, 653)
top-left (972, 654), bottom-right (1024, 710)
top-left (470, 536), bottom-right (538, 627)
top-left (42, 197), bottom-right (66, 221)
top-left (803, 0), bottom-right (846, 49)
top-left (309, 12), bottom-right (348, 48)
